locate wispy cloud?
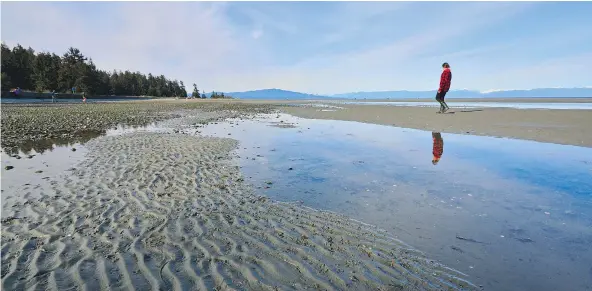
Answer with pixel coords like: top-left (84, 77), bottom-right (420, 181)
top-left (482, 52), bottom-right (592, 90)
top-left (251, 29), bottom-right (264, 40)
top-left (2, 2), bottom-right (590, 94)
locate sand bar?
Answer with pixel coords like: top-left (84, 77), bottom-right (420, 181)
top-left (281, 104), bottom-right (592, 147)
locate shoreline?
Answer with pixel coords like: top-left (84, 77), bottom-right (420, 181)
top-left (3, 99), bottom-right (591, 148)
top-left (280, 104), bottom-right (592, 148)
top-left (194, 97), bottom-right (592, 104)
top-left (323, 97), bottom-right (592, 103)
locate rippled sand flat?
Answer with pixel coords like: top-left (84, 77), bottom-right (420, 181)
top-left (1, 112), bottom-right (476, 290)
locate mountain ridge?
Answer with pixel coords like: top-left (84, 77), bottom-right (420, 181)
top-left (203, 87), bottom-right (592, 99)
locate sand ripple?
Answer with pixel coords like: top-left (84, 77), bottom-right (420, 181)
top-left (2, 123), bottom-right (477, 290)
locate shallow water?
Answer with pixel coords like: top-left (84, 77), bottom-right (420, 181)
top-left (196, 114), bottom-right (592, 291)
top-left (333, 101), bottom-right (592, 110)
top-left (2, 113), bottom-right (591, 291)
top-left (1, 141), bottom-right (89, 213)
top-left (0, 124), bottom-right (160, 211)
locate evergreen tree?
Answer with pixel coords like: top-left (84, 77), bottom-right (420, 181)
top-left (192, 83), bottom-right (200, 98)
top-left (179, 80), bottom-right (188, 97)
top-left (32, 52), bottom-right (54, 92)
top-left (10, 45), bottom-right (36, 90)
top-left (58, 47), bottom-right (87, 92)
top-left (1, 43), bottom-right (204, 98)
top-left (1, 43), bottom-right (15, 89)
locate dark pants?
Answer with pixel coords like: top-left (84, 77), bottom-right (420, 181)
top-left (435, 91), bottom-right (447, 102)
top-left (435, 91), bottom-right (449, 111)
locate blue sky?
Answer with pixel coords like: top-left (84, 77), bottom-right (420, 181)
top-left (2, 1), bottom-right (591, 95)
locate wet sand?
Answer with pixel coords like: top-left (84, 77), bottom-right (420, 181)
top-left (1, 108), bottom-right (476, 290)
top-left (193, 97), bottom-right (592, 104)
top-left (0, 102), bottom-right (273, 154)
top-left (325, 97), bottom-right (592, 103)
top-left (281, 104), bottom-right (592, 147)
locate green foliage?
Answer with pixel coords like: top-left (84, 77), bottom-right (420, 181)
top-left (1, 42), bottom-right (190, 97)
top-left (192, 83), bottom-right (200, 98)
top-left (32, 52), bottom-right (60, 92)
top-left (210, 91), bottom-right (231, 99)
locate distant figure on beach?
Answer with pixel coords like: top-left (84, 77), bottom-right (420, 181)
top-left (436, 63), bottom-right (452, 113)
top-left (432, 132), bottom-right (444, 165)
top-left (10, 87), bottom-right (21, 97)
top-left (82, 92), bottom-right (87, 103)
top-left (51, 90), bottom-right (57, 103)
top-left (72, 87), bottom-right (76, 94)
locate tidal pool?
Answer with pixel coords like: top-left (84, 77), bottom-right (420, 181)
top-left (197, 114), bottom-right (592, 291)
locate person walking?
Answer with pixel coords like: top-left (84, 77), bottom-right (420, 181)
top-left (436, 62), bottom-right (452, 113)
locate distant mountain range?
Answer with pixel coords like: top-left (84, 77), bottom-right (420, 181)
top-left (332, 88), bottom-right (592, 99)
top-left (201, 87), bottom-right (592, 100)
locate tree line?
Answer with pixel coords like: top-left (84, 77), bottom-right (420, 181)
top-left (1, 43), bottom-right (228, 98)
top-left (190, 83), bottom-right (227, 99)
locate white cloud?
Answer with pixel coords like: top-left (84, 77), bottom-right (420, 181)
top-left (239, 6), bottom-right (299, 35)
top-left (480, 52), bottom-right (592, 90)
top-left (1, 2), bottom-right (259, 91)
top-left (1, 2), bottom-right (589, 94)
top-left (251, 29), bottom-right (263, 40)
top-left (320, 2), bottom-right (410, 45)
top-left (217, 2), bottom-right (538, 94)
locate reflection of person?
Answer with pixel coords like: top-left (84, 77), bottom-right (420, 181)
top-left (432, 132), bottom-right (444, 165)
top-left (436, 63), bottom-right (452, 113)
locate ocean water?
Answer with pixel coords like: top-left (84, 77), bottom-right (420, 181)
top-left (335, 101), bottom-right (592, 110)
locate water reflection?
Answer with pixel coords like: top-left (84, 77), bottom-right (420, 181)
top-left (197, 114), bottom-right (592, 291)
top-left (2, 130), bottom-right (104, 156)
top-left (1, 123), bottom-right (160, 157)
top-left (432, 132), bottom-right (444, 165)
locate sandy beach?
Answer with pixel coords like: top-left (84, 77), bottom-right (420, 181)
top-left (2, 99), bottom-right (591, 290)
top-left (1, 103), bottom-right (477, 290)
top-left (2, 1), bottom-right (590, 289)
top-left (280, 103), bottom-right (592, 147)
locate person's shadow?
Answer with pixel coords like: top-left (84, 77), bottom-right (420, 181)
top-left (432, 132), bottom-right (444, 165)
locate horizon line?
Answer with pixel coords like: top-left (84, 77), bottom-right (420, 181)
top-left (220, 87), bottom-right (592, 96)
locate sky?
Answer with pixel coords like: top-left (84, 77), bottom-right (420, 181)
top-left (1, 1), bottom-right (591, 95)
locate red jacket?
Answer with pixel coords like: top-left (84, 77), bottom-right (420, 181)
top-left (432, 134), bottom-right (443, 159)
top-left (439, 68), bottom-right (452, 92)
